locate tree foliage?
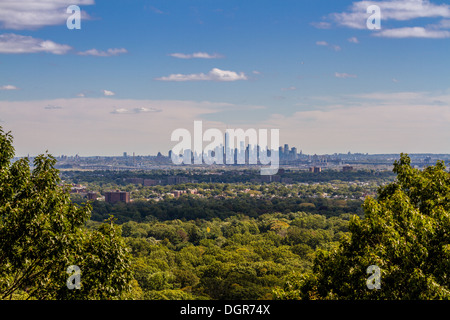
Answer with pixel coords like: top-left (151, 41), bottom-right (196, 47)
top-left (277, 154), bottom-right (450, 299)
top-left (0, 128), bottom-right (134, 300)
top-left (122, 211), bottom-right (350, 300)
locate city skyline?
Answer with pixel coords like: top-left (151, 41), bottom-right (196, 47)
top-left (0, 0), bottom-right (449, 157)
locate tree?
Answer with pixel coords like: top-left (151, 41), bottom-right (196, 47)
top-left (0, 127), bottom-right (134, 299)
top-left (280, 154), bottom-right (450, 299)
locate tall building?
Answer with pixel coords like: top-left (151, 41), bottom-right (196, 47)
top-left (183, 149), bottom-right (192, 164)
top-left (291, 147), bottom-right (297, 159)
top-left (87, 192), bottom-right (98, 201)
top-left (104, 190), bottom-right (130, 204)
top-left (224, 131), bottom-right (235, 164)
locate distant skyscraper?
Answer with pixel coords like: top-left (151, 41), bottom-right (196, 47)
top-left (284, 144), bottom-right (289, 157)
top-left (225, 131), bottom-right (234, 164)
top-left (183, 149), bottom-right (192, 164)
top-left (291, 147), bottom-right (297, 159)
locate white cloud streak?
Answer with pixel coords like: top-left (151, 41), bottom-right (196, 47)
top-left (332, 0), bottom-right (450, 29)
top-left (44, 105), bottom-right (62, 110)
top-left (375, 26), bottom-right (450, 38)
top-left (0, 84), bottom-right (19, 90)
top-left (103, 90), bottom-right (115, 96)
top-left (315, 0), bottom-right (450, 39)
top-left (168, 52), bottom-right (224, 59)
top-left (111, 107), bottom-right (162, 114)
top-left (78, 48), bottom-right (128, 56)
top-left (0, 33), bottom-right (72, 54)
top-left (155, 68), bottom-right (248, 82)
top-left (0, 0), bottom-right (94, 30)
top-left (310, 21), bottom-right (332, 29)
top-left (316, 41), bottom-right (341, 51)
top-left (335, 72), bottom-right (357, 79)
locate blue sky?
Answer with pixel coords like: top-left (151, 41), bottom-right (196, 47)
top-left (0, 0), bottom-right (449, 156)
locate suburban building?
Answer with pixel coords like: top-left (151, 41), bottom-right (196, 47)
top-left (104, 190), bottom-right (130, 204)
top-left (342, 166), bottom-right (354, 172)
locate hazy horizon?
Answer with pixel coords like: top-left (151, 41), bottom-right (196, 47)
top-left (1, 1), bottom-right (449, 157)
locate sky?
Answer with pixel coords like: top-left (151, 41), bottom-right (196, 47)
top-left (0, 0), bottom-right (449, 157)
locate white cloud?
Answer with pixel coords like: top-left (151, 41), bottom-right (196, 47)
top-left (375, 0), bottom-right (450, 21)
top-left (315, 0), bottom-right (450, 39)
top-left (281, 86), bottom-right (297, 91)
top-left (110, 108), bottom-right (128, 114)
top-left (44, 105), bottom-right (62, 110)
top-left (78, 48), bottom-right (128, 57)
top-left (168, 52), bottom-right (224, 59)
top-left (347, 91), bottom-right (432, 103)
top-left (135, 107), bottom-right (161, 113)
top-left (0, 0), bottom-right (94, 30)
top-left (147, 6), bottom-right (164, 15)
top-left (0, 84), bottom-right (18, 90)
top-left (155, 68), bottom-right (248, 82)
top-left (375, 27), bottom-right (450, 38)
top-left (111, 107), bottom-right (161, 114)
top-left (436, 19), bottom-right (450, 29)
top-left (335, 72), bottom-right (357, 79)
top-left (331, 0), bottom-right (450, 29)
top-left (316, 41), bottom-right (341, 51)
top-left (0, 33), bottom-right (72, 54)
top-left (348, 37), bottom-right (359, 43)
top-left (310, 21), bottom-right (332, 29)
top-left (103, 90), bottom-right (115, 96)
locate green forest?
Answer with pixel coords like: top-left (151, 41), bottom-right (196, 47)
top-left (98, 211), bottom-right (351, 300)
